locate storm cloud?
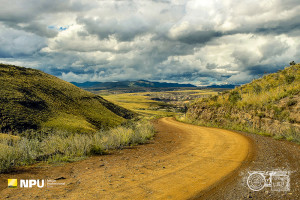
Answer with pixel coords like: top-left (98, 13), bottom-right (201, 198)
top-left (0, 0), bottom-right (300, 85)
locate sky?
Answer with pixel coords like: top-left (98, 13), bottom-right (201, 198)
top-left (0, 0), bottom-right (300, 85)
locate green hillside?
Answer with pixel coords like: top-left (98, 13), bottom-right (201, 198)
top-left (186, 64), bottom-right (300, 142)
top-left (0, 64), bottom-right (135, 133)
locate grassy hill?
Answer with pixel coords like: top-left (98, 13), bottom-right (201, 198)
top-left (0, 64), bottom-right (135, 134)
top-left (185, 64), bottom-right (300, 143)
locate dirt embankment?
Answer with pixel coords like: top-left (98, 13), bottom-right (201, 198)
top-left (187, 103), bottom-right (300, 140)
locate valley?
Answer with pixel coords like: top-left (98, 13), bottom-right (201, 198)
top-left (98, 89), bottom-right (221, 117)
top-left (0, 63), bottom-right (299, 200)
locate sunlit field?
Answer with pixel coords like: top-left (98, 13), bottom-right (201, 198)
top-left (99, 89), bottom-right (220, 117)
top-left (101, 92), bottom-right (175, 117)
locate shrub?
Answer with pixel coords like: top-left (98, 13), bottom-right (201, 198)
top-left (253, 84), bottom-right (262, 94)
top-left (228, 91), bottom-right (241, 104)
top-left (287, 99), bottom-right (297, 107)
top-left (285, 75), bottom-right (295, 84)
top-left (257, 112), bottom-right (266, 118)
top-left (210, 95), bottom-right (218, 101)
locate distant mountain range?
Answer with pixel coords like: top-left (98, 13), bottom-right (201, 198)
top-left (71, 80), bottom-right (197, 89)
top-left (70, 80), bottom-right (240, 90)
top-left (206, 84), bottom-right (237, 89)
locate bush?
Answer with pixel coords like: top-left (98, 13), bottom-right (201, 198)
top-left (287, 99), bottom-right (297, 107)
top-left (253, 84), bottom-right (262, 94)
top-left (210, 95), bottom-right (218, 101)
top-left (0, 120), bottom-right (155, 172)
top-left (228, 91), bottom-right (241, 104)
top-left (285, 75), bottom-right (295, 84)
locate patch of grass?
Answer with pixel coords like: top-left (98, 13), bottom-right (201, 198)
top-left (286, 136), bottom-right (294, 142)
top-left (0, 133), bottom-right (20, 141)
top-left (42, 113), bottom-right (97, 133)
top-left (0, 120), bottom-right (155, 172)
top-left (274, 135), bottom-right (285, 140)
top-left (257, 131), bottom-right (272, 137)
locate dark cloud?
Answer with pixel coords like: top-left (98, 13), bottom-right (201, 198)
top-left (175, 30), bottom-right (223, 44)
top-left (246, 64), bottom-right (283, 76)
top-left (206, 63), bottom-right (217, 70)
top-left (254, 17), bottom-right (300, 36)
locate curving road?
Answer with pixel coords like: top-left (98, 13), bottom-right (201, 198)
top-left (0, 117), bottom-right (252, 199)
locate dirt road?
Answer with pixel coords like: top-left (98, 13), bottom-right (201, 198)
top-left (0, 117), bottom-right (252, 199)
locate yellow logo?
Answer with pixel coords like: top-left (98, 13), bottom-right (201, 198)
top-left (8, 179), bottom-right (17, 188)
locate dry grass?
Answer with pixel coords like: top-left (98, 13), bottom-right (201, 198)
top-left (103, 92), bottom-right (175, 117)
top-left (187, 64), bottom-right (300, 143)
top-left (0, 120), bottom-right (155, 172)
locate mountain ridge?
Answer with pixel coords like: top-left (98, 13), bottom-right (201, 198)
top-left (71, 80), bottom-right (197, 89)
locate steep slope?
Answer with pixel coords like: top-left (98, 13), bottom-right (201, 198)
top-left (187, 64), bottom-right (300, 142)
top-left (0, 64), bottom-right (135, 133)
